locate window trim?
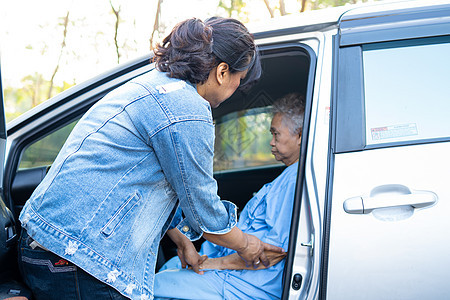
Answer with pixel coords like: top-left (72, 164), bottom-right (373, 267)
top-left (334, 45), bottom-right (366, 153)
top-left (339, 4), bottom-right (450, 46)
top-left (335, 35), bottom-right (450, 154)
top-left (280, 43), bottom-right (317, 299)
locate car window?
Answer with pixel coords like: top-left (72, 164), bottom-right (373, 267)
top-left (363, 37), bottom-right (450, 145)
top-left (213, 106), bottom-right (280, 172)
top-left (19, 105), bottom-right (281, 172)
top-left (18, 120), bottom-right (78, 169)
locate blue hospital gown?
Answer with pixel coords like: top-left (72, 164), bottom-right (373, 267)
top-left (154, 162), bottom-right (298, 300)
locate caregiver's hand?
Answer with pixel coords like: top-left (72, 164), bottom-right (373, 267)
top-left (167, 228), bottom-right (207, 274)
top-left (176, 241), bottom-right (207, 275)
top-left (236, 233), bottom-right (284, 269)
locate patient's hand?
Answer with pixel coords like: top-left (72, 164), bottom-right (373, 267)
top-left (199, 250), bottom-right (287, 271)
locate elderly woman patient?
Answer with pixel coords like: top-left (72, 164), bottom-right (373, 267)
top-left (154, 93), bottom-right (305, 300)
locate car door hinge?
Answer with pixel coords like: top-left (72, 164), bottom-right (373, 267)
top-left (301, 233), bottom-right (314, 256)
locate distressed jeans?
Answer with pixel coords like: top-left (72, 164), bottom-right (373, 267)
top-left (17, 229), bottom-right (128, 300)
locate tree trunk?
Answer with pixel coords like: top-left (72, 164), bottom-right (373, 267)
top-left (263, 0), bottom-right (275, 18)
top-left (33, 74), bottom-right (42, 107)
top-left (110, 1), bottom-right (121, 64)
top-left (279, 0), bottom-right (287, 15)
top-left (300, 0), bottom-right (307, 12)
top-left (48, 11), bottom-right (69, 100)
top-left (149, 0), bottom-right (163, 50)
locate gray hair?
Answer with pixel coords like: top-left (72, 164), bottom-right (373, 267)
top-left (272, 93), bottom-right (305, 135)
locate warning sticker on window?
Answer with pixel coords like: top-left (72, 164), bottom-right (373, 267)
top-left (371, 123), bottom-right (418, 140)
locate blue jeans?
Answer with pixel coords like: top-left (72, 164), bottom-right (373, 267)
top-left (18, 229), bottom-right (128, 300)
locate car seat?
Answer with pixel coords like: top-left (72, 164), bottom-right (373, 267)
top-left (0, 198), bottom-right (32, 299)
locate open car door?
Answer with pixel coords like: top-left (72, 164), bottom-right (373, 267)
top-left (0, 56), bottom-right (32, 299)
top-left (0, 58), bottom-right (14, 279)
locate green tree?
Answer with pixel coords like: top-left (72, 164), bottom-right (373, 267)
top-left (263, 0), bottom-right (289, 17)
top-left (109, 1), bottom-right (122, 63)
top-left (150, 0), bottom-right (164, 50)
top-left (4, 73), bottom-right (75, 122)
top-left (218, 0), bottom-right (248, 20)
top-left (263, 0), bottom-right (373, 16)
top-left (48, 11), bottom-right (70, 100)
top-left (309, 0), bottom-right (370, 10)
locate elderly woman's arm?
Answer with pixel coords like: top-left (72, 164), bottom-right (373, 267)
top-left (168, 226), bottom-right (285, 273)
top-left (203, 228), bottom-right (284, 269)
top-left (199, 250), bottom-right (287, 271)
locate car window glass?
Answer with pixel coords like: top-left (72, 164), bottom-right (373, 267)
top-left (19, 106), bottom-right (279, 172)
top-left (363, 37), bottom-right (450, 145)
top-left (19, 120), bottom-right (78, 169)
top-left (214, 106), bottom-right (280, 171)
top-left (19, 105), bottom-right (283, 172)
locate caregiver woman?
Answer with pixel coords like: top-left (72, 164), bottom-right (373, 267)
top-left (18, 17), bottom-right (283, 300)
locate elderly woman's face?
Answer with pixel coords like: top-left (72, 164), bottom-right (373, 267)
top-left (270, 113), bottom-right (301, 166)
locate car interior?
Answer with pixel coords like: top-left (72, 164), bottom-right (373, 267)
top-left (0, 44), bottom-right (312, 298)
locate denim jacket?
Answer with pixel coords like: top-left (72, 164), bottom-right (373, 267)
top-left (19, 69), bottom-right (238, 300)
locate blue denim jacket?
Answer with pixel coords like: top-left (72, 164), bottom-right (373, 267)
top-left (19, 69), bottom-right (238, 300)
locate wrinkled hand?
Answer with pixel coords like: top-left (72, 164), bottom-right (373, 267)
top-left (199, 250), bottom-right (287, 271)
top-left (177, 243), bottom-right (207, 275)
top-left (236, 233), bottom-right (284, 269)
top-left (262, 250), bottom-right (287, 268)
top-left (198, 256), bottom-right (219, 270)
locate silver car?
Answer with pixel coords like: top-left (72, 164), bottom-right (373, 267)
top-left (1, 0), bottom-right (449, 299)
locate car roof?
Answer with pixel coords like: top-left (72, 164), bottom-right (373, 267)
top-left (249, 0), bottom-right (450, 39)
top-left (342, 0), bottom-right (450, 21)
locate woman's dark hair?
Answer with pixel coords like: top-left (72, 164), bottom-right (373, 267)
top-left (153, 17), bottom-right (261, 86)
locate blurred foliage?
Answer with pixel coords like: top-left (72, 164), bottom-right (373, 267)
top-left (4, 73), bottom-right (75, 122)
top-left (3, 0), bottom-right (375, 124)
top-left (3, 0), bottom-right (377, 174)
top-left (310, 0), bottom-right (370, 10)
top-left (218, 0), bottom-right (248, 20)
top-left (219, 0), bottom-right (373, 20)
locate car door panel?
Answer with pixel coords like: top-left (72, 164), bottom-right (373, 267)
top-left (10, 167), bottom-right (48, 218)
top-left (327, 142), bottom-right (450, 299)
top-left (324, 8), bottom-right (450, 298)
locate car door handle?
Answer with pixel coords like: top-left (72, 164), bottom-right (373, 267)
top-left (344, 190), bottom-right (437, 214)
